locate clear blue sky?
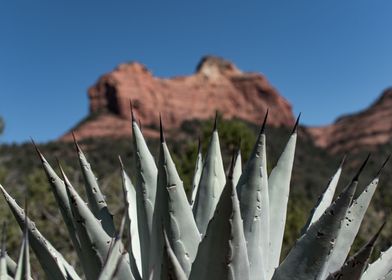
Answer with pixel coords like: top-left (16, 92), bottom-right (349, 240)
top-left (1, 0), bottom-right (391, 143)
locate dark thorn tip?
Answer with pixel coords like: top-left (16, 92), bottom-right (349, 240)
top-left (376, 154), bottom-right (391, 177)
top-left (260, 108), bottom-right (269, 134)
top-left (228, 151), bottom-right (236, 179)
top-left (368, 221), bottom-right (386, 246)
top-left (339, 154), bottom-right (348, 169)
top-left (129, 99), bottom-right (136, 123)
top-left (291, 113), bottom-right (301, 135)
top-left (213, 111), bottom-right (218, 132)
top-left (352, 153), bottom-right (371, 182)
top-left (71, 131), bottom-right (81, 153)
top-left (30, 137), bottom-right (44, 162)
top-left (56, 159), bottom-right (68, 184)
top-left (159, 114), bottom-right (165, 143)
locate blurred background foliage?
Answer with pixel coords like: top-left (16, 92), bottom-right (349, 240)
top-left (0, 117), bottom-right (391, 277)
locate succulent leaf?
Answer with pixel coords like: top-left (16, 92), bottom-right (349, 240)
top-left (361, 245), bottom-right (392, 280)
top-left (61, 166), bottom-right (106, 279)
top-left (236, 112), bottom-right (269, 280)
top-left (32, 143), bottom-right (83, 262)
top-left (302, 156), bottom-right (344, 233)
top-left (326, 223), bottom-right (384, 280)
top-left (61, 167), bottom-right (136, 280)
top-left (14, 211), bottom-right (31, 280)
top-left (272, 172), bottom-right (358, 280)
top-left (119, 157), bottom-right (142, 275)
top-left (98, 237), bottom-right (127, 280)
top-left (0, 184), bottom-right (81, 280)
top-left (131, 113), bottom-right (158, 278)
top-left (150, 123), bottom-right (201, 278)
top-left (73, 133), bottom-right (116, 237)
top-left (322, 162), bottom-right (378, 277)
top-left (161, 230), bottom-right (187, 280)
top-left (267, 124), bottom-right (298, 278)
top-left (189, 140), bottom-right (203, 207)
top-left (232, 147), bottom-right (242, 187)
top-left (193, 120), bottom-right (226, 236)
top-left (189, 158), bottom-right (250, 280)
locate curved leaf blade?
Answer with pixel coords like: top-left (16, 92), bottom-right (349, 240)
top-left (193, 125), bottom-right (226, 236)
top-left (232, 147), bottom-right (242, 187)
top-left (150, 125), bottom-right (200, 278)
top-left (132, 117), bottom-right (158, 278)
top-left (327, 223), bottom-right (383, 280)
top-left (189, 141), bottom-right (203, 207)
top-left (161, 231), bottom-right (187, 280)
top-left (322, 175), bottom-right (379, 277)
top-left (61, 168), bottom-right (135, 280)
top-left (267, 129), bottom-right (297, 277)
top-left (361, 246), bottom-right (392, 280)
top-left (73, 134), bottom-right (116, 237)
top-left (119, 158), bottom-right (142, 275)
top-left (0, 184), bottom-right (81, 280)
top-left (190, 159), bottom-right (250, 280)
top-left (237, 115), bottom-right (269, 280)
top-left (302, 157), bottom-right (344, 233)
top-left (272, 178), bottom-right (357, 280)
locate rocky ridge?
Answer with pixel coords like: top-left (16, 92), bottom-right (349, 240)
top-left (61, 56), bottom-right (295, 140)
top-left (308, 88), bottom-right (392, 153)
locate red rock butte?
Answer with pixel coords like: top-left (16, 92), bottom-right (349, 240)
top-left (308, 87), bottom-right (392, 154)
top-left (61, 56), bottom-right (295, 140)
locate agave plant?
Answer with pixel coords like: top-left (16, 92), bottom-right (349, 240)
top-left (0, 106), bottom-right (391, 280)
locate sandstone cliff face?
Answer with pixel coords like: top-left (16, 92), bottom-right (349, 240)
top-left (61, 56), bottom-right (295, 140)
top-left (308, 88), bottom-right (392, 153)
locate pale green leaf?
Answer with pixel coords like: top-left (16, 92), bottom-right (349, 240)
top-left (267, 128), bottom-right (297, 278)
top-left (161, 231), bottom-right (187, 280)
top-left (119, 158), bottom-right (142, 276)
top-left (14, 218), bottom-right (31, 280)
top-left (0, 184), bottom-right (81, 280)
top-left (272, 176), bottom-right (358, 280)
top-left (32, 144), bottom-right (83, 262)
top-left (326, 223), bottom-right (383, 280)
top-left (237, 114), bottom-right (269, 280)
top-left (61, 168), bottom-right (134, 280)
top-left (193, 123), bottom-right (226, 236)
top-left (232, 148), bottom-right (242, 187)
top-left (98, 237), bottom-right (125, 280)
top-left (190, 160), bottom-right (250, 280)
top-left (361, 245), bottom-right (392, 280)
top-left (73, 134), bottom-right (116, 237)
top-left (322, 174), bottom-right (379, 277)
top-left (132, 116), bottom-right (157, 278)
top-left (150, 125), bottom-right (201, 278)
top-left (302, 157), bottom-right (344, 233)
top-left (189, 141), bottom-right (202, 207)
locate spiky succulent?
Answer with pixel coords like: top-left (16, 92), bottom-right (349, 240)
top-left (0, 109), bottom-right (391, 280)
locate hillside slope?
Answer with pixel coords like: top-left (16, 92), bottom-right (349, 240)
top-left (308, 88), bottom-right (392, 153)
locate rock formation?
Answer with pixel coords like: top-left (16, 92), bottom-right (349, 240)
top-left (61, 56), bottom-right (295, 140)
top-left (308, 87), bottom-right (392, 153)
